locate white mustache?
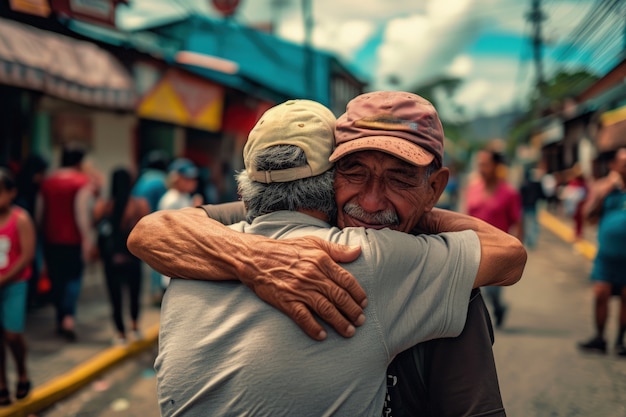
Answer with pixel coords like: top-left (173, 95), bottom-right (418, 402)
top-left (343, 202), bottom-right (399, 225)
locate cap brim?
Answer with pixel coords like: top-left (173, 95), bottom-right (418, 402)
top-left (329, 135), bottom-right (435, 166)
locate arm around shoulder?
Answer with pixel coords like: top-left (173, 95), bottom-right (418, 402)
top-left (415, 208), bottom-right (527, 288)
top-left (584, 172), bottom-right (623, 224)
top-left (200, 201), bottom-right (246, 225)
top-left (127, 206), bottom-right (367, 340)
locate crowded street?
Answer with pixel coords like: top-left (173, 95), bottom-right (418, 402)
top-left (2, 1), bottom-right (626, 416)
top-left (8, 212), bottom-right (622, 417)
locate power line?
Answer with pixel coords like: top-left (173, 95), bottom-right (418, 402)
top-left (538, 0), bottom-right (625, 96)
top-left (551, 0), bottom-right (621, 63)
top-left (527, 0), bottom-right (547, 89)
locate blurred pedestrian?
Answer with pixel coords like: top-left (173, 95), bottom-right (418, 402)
top-left (196, 166), bottom-right (219, 205)
top-left (94, 168), bottom-right (150, 345)
top-left (0, 168), bottom-right (35, 405)
top-left (578, 147), bottom-right (626, 357)
top-left (540, 169), bottom-right (559, 213)
top-left (132, 150), bottom-right (169, 305)
top-left (560, 163), bottom-right (588, 240)
top-left (519, 167), bottom-right (545, 249)
top-left (158, 158), bottom-right (203, 211)
top-left (14, 154), bottom-right (49, 309)
top-left (36, 143), bottom-right (97, 341)
top-left (465, 148), bottom-right (523, 328)
top-left (132, 150), bottom-right (169, 213)
top-left (156, 158), bottom-right (202, 291)
top-left (81, 158), bottom-right (106, 199)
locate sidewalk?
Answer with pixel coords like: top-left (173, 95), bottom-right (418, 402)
top-left (537, 208), bottom-right (597, 261)
top-left (1, 210), bottom-right (600, 417)
top-left (1, 263), bottom-right (161, 417)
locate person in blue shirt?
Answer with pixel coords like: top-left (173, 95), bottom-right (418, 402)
top-left (578, 147), bottom-right (626, 357)
top-left (131, 150), bottom-right (169, 305)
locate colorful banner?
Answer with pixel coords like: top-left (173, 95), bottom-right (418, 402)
top-left (50, 0), bottom-right (128, 28)
top-left (9, 0), bottom-right (51, 17)
top-left (597, 105), bottom-right (626, 151)
top-left (138, 69), bottom-right (224, 132)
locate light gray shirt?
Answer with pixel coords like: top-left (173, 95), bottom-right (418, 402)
top-left (156, 211), bottom-right (480, 417)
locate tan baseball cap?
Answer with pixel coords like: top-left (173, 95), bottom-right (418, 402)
top-left (330, 91), bottom-right (444, 167)
top-left (244, 99), bottom-right (336, 183)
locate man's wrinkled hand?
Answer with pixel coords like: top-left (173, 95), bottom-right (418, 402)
top-left (242, 236), bottom-right (366, 341)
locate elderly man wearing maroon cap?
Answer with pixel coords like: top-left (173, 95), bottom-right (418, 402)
top-left (129, 92), bottom-right (526, 416)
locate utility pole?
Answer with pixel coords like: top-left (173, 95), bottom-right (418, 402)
top-left (302, 0), bottom-right (314, 99)
top-left (527, 0), bottom-right (546, 115)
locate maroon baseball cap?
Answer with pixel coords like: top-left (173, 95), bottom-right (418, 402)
top-left (330, 91), bottom-right (444, 167)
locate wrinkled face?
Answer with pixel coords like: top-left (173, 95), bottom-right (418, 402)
top-left (477, 150), bottom-right (497, 181)
top-left (334, 151), bottom-right (436, 233)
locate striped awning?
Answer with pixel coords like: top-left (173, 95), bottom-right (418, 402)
top-left (0, 17), bottom-right (135, 110)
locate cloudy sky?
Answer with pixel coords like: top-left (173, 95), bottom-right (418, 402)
top-left (117, 0), bottom-right (622, 120)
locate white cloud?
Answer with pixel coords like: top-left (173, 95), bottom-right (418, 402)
top-left (449, 55), bottom-right (473, 78)
top-left (450, 56), bottom-right (535, 117)
top-left (373, 0), bottom-right (486, 91)
top-left (279, 17), bottom-right (376, 62)
top-left (118, 0), bottom-right (598, 119)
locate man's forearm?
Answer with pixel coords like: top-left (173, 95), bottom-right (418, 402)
top-left (416, 208), bottom-right (527, 288)
top-left (415, 208), bottom-right (503, 236)
top-left (584, 175), bottom-right (620, 223)
top-left (127, 206), bottom-right (367, 340)
top-left (128, 207), bottom-right (268, 281)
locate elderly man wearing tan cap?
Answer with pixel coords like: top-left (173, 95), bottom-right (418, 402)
top-left (129, 93), bottom-right (526, 417)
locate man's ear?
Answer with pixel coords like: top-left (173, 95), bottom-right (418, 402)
top-left (425, 167), bottom-right (450, 211)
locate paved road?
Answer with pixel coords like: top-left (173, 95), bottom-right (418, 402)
top-left (494, 225), bottom-right (626, 417)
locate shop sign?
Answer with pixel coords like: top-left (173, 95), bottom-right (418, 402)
top-left (9, 0), bottom-right (52, 17)
top-left (138, 68), bottom-right (224, 132)
top-left (597, 105), bottom-right (626, 151)
top-left (50, 0), bottom-right (128, 28)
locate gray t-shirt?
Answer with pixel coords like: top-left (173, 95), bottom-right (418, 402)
top-left (156, 211), bottom-right (480, 417)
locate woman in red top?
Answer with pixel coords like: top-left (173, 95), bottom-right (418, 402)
top-left (0, 168), bottom-right (36, 405)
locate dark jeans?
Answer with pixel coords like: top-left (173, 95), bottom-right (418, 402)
top-left (103, 255), bottom-right (142, 334)
top-left (44, 244), bottom-right (84, 326)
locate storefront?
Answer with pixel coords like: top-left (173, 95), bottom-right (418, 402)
top-left (0, 17), bottom-right (136, 183)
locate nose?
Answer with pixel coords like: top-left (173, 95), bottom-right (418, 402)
top-left (358, 177), bottom-right (388, 212)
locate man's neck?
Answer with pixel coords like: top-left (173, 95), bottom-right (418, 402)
top-left (483, 176), bottom-right (499, 190)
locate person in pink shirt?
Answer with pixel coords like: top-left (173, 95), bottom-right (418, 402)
top-left (465, 148), bottom-right (523, 328)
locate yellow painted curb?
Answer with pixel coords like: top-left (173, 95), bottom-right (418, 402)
top-left (538, 210), bottom-right (597, 261)
top-left (0, 322), bottom-right (159, 417)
